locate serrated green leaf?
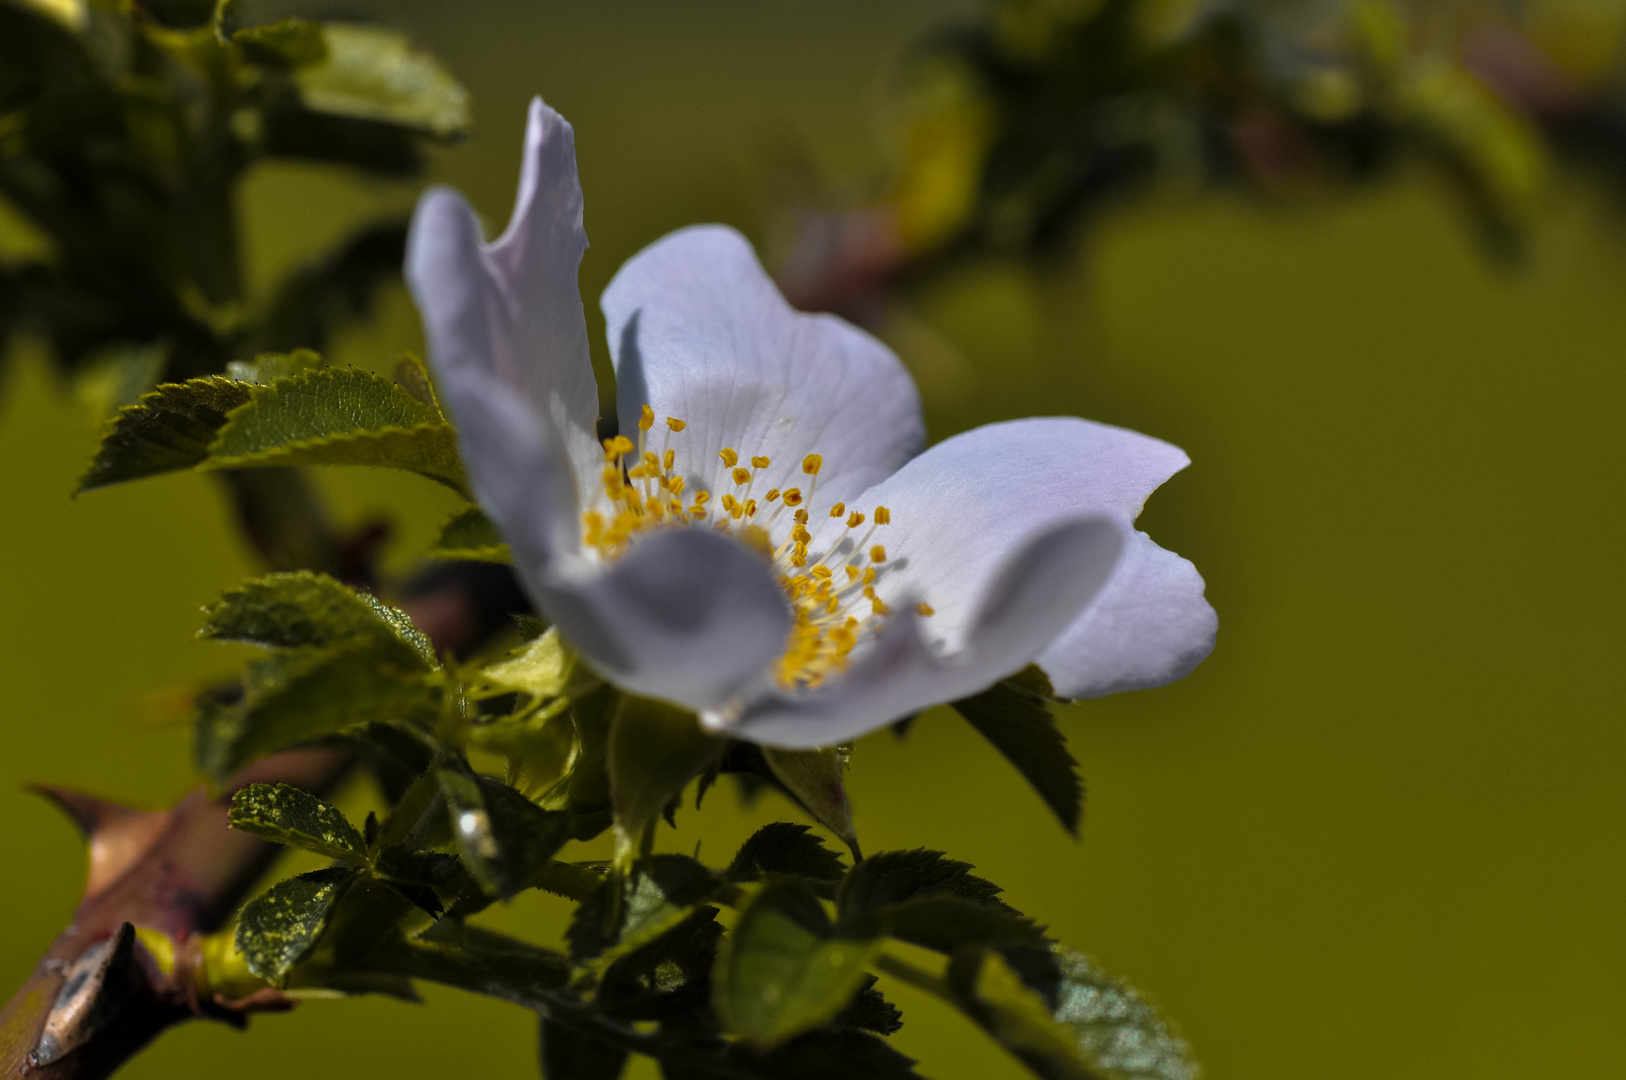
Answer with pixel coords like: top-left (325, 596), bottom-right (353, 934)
top-left (608, 696), bottom-right (724, 858)
top-left (567, 854), bottom-right (717, 963)
top-left (225, 347), bottom-right (325, 385)
top-left (428, 505), bottom-right (511, 563)
top-left (726, 822), bottom-right (848, 887)
top-left (228, 782), bottom-right (366, 863)
top-left (291, 24), bottom-right (470, 138)
top-left (200, 571), bottom-right (436, 670)
top-left (196, 642), bottom-right (439, 782)
top-left (235, 867), bottom-right (356, 985)
top-left (945, 946), bottom-right (1198, 1080)
top-left (952, 666), bottom-right (1082, 834)
top-left (837, 849), bottom-right (1015, 919)
top-left (77, 377), bottom-right (251, 492)
top-left (202, 366), bottom-right (468, 493)
top-left (438, 764), bottom-right (576, 899)
top-left (856, 894), bottom-right (1051, 955)
top-left (834, 974), bottom-right (904, 1036)
top-left (540, 1017), bottom-right (628, 1080)
top-left (596, 907), bottom-right (723, 1021)
top-left (717, 879), bottom-right (881, 1047)
top-left (762, 746), bottom-right (859, 858)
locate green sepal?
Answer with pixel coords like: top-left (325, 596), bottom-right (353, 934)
top-left (234, 866), bottom-right (357, 985)
top-left (228, 782), bottom-right (367, 863)
top-left (566, 854), bottom-right (717, 963)
top-left (607, 697), bottom-right (724, 861)
top-left (201, 365), bottom-right (468, 494)
top-left (725, 822), bottom-right (848, 892)
top-left (199, 571), bottom-right (437, 670)
top-left (762, 746), bottom-right (860, 858)
top-left (428, 505), bottom-right (511, 563)
top-left (951, 665), bottom-right (1082, 834)
top-left (539, 1017), bottom-right (629, 1080)
top-left (944, 946), bottom-right (1197, 1080)
top-left (77, 377), bottom-right (250, 492)
top-left (716, 879), bottom-right (880, 1047)
top-left (438, 763), bottom-right (577, 899)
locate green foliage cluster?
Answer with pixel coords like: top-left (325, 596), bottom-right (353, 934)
top-left (75, 344), bottom-right (1196, 1078)
top-left (0, 0), bottom-right (467, 392)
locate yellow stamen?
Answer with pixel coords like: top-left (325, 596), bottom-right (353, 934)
top-left (720, 447), bottom-right (739, 468)
top-left (802, 454), bottom-right (822, 475)
top-left (638, 405), bottom-right (655, 431)
top-left (846, 511), bottom-right (865, 528)
top-left (870, 545), bottom-right (887, 563)
top-left (915, 602), bottom-right (934, 617)
top-left (732, 467), bottom-right (751, 485)
top-left (874, 506), bottom-right (891, 525)
top-left (751, 455), bottom-right (770, 469)
top-left (829, 502), bottom-right (846, 518)
top-left (666, 417), bottom-right (687, 431)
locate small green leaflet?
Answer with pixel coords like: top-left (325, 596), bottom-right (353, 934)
top-left (944, 947), bottom-right (1198, 1080)
top-left (595, 908), bottom-right (723, 1020)
top-left (438, 764), bottom-right (577, 899)
top-left (199, 571), bottom-right (437, 670)
top-left (716, 879), bottom-right (880, 1047)
top-left (203, 366), bottom-right (469, 495)
top-left (77, 377), bottom-right (250, 492)
top-left (952, 665), bottom-right (1083, 835)
top-left (228, 782), bottom-right (367, 863)
top-left (837, 848), bottom-right (1015, 918)
top-left (235, 867), bottom-right (356, 984)
top-left (428, 505), bottom-right (511, 563)
top-left (726, 822), bottom-right (848, 888)
top-left (567, 855), bottom-right (718, 963)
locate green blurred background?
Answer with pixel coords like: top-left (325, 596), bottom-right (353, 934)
top-left (3, 1), bottom-right (1624, 1077)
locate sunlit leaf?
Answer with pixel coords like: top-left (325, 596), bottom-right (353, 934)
top-left (292, 24), bottom-right (471, 139)
top-left (235, 867), bottom-right (356, 985)
top-left (228, 782), bottom-right (367, 863)
top-left (945, 946), bottom-right (1198, 1080)
top-left (716, 879), bottom-right (880, 1047)
top-left (77, 377), bottom-right (250, 492)
top-left (199, 570), bottom-right (436, 670)
top-left (225, 347), bottom-right (325, 385)
top-left (203, 365), bottom-right (468, 493)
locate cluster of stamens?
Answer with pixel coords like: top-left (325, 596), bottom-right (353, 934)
top-left (581, 406), bottom-right (933, 690)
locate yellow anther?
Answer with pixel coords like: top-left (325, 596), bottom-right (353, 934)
top-left (744, 499), bottom-right (758, 517)
top-left (670, 476), bottom-right (685, 495)
top-left (870, 545), bottom-right (887, 563)
top-left (845, 566), bottom-right (860, 581)
top-left (846, 511), bottom-right (865, 528)
top-left (915, 602), bottom-right (935, 617)
top-left (731, 502), bottom-right (744, 520)
top-left (792, 525), bottom-right (812, 544)
top-left (688, 505), bottom-right (707, 519)
top-left (811, 565), bottom-right (833, 579)
top-left (829, 502), bottom-right (846, 518)
top-left (720, 494), bottom-right (739, 513)
top-left (793, 509), bottom-right (809, 525)
top-left (764, 489), bottom-right (781, 503)
top-left (663, 449), bottom-right (675, 471)
top-left (751, 455), bottom-right (770, 469)
top-left (872, 597), bottom-right (892, 616)
top-left (720, 447), bottom-right (739, 468)
top-left (582, 511), bottom-right (605, 544)
top-left (782, 488), bottom-right (803, 507)
top-left (639, 405), bottom-right (655, 431)
top-left (692, 491), bottom-right (710, 505)
top-left (791, 548), bottom-right (808, 568)
top-left (603, 435), bottom-right (634, 459)
top-left (741, 525), bottom-right (773, 557)
top-left (802, 454), bottom-right (823, 475)
top-left (643, 452), bottom-right (659, 469)
top-left (602, 465), bottom-right (622, 486)
top-left (874, 506), bottom-right (891, 525)
top-left (863, 567), bottom-right (876, 585)
top-left (666, 416), bottom-right (686, 431)
top-left (826, 597), bottom-right (841, 615)
top-left (732, 467), bottom-right (751, 485)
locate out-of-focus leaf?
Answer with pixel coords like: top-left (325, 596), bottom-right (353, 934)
top-left (291, 24), bottom-right (470, 139)
top-left (762, 745), bottom-right (859, 857)
top-left (567, 854), bottom-right (717, 963)
top-left (726, 822), bottom-right (848, 888)
top-left (233, 16), bottom-right (326, 66)
top-left (199, 570), bottom-right (436, 670)
top-left (716, 879), bottom-right (880, 1047)
top-left (438, 763), bottom-right (576, 899)
top-left (539, 1017), bottom-right (628, 1080)
top-left (203, 366), bottom-right (468, 494)
top-left (365, 919), bottom-right (572, 1009)
top-left (196, 642), bottom-right (438, 782)
top-left (607, 696), bottom-right (724, 857)
top-left (73, 341), bottom-right (167, 423)
top-left (475, 627), bottom-right (573, 700)
top-left (952, 665), bottom-right (1082, 834)
top-left (225, 347), bottom-right (325, 385)
top-left (235, 866), bottom-right (356, 985)
top-left (945, 946), bottom-right (1198, 1080)
top-left (77, 377), bottom-right (250, 492)
top-left (261, 223), bottom-right (408, 355)
top-left (837, 848), bottom-right (1014, 919)
top-left (228, 782), bottom-right (366, 863)
top-left (428, 505), bottom-right (511, 563)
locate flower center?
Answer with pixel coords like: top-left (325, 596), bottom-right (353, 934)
top-left (579, 406), bottom-right (933, 690)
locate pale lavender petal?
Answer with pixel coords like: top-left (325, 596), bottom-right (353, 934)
top-left (601, 225), bottom-right (923, 510)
